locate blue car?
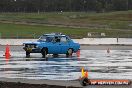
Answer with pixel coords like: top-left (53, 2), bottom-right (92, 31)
top-left (23, 33), bottom-right (80, 58)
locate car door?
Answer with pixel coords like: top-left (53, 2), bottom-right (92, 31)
top-left (59, 36), bottom-right (70, 54)
top-left (48, 36), bottom-right (61, 54)
top-left (44, 36), bottom-right (60, 54)
top-left (52, 41), bottom-right (61, 54)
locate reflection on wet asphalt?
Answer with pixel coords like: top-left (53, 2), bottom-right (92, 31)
top-left (0, 50), bottom-right (132, 80)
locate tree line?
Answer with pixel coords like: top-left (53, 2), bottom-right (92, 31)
top-left (0, 0), bottom-right (132, 12)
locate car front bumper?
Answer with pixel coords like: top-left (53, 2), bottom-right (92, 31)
top-left (23, 47), bottom-right (41, 53)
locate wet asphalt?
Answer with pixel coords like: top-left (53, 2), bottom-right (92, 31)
top-left (0, 45), bottom-right (132, 51)
top-left (0, 45), bottom-right (132, 88)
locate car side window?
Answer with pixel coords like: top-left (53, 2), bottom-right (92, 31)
top-left (66, 37), bottom-right (70, 41)
top-left (61, 37), bottom-right (67, 42)
top-left (55, 37), bottom-right (60, 42)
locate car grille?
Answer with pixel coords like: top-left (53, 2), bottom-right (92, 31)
top-left (25, 44), bottom-right (36, 48)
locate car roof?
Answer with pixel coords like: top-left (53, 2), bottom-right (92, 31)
top-left (43, 33), bottom-right (66, 37)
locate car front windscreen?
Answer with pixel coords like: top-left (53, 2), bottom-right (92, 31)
top-left (39, 35), bottom-right (54, 42)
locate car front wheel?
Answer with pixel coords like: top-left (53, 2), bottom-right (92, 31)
top-left (26, 52), bottom-right (30, 58)
top-left (41, 48), bottom-right (47, 58)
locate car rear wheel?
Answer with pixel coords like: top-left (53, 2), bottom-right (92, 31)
top-left (41, 48), bottom-right (47, 58)
top-left (26, 52), bottom-right (30, 58)
top-left (66, 48), bottom-right (73, 57)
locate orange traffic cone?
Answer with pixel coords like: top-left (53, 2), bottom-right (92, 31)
top-left (76, 50), bottom-right (80, 57)
top-left (3, 44), bottom-right (11, 61)
top-left (85, 71), bottom-right (88, 78)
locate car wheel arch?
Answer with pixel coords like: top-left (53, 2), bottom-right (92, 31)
top-left (41, 47), bottom-right (48, 54)
top-left (67, 48), bottom-right (74, 54)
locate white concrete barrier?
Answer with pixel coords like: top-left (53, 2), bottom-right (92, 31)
top-left (79, 38), bottom-right (117, 44)
top-left (0, 38), bottom-right (132, 45)
top-left (0, 39), bottom-right (37, 45)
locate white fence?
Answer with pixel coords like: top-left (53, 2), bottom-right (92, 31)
top-left (0, 38), bottom-right (132, 45)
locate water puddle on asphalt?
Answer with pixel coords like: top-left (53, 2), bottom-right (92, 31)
top-left (0, 50), bottom-right (132, 80)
